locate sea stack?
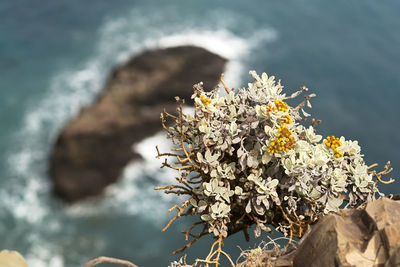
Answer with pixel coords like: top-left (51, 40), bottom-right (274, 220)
top-left (49, 46), bottom-right (227, 203)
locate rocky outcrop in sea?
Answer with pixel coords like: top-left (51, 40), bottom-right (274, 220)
top-left (49, 46), bottom-right (227, 203)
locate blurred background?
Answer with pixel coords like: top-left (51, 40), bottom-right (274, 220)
top-left (0, 0), bottom-right (399, 266)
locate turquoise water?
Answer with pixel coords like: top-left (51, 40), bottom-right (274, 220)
top-left (0, 0), bottom-right (399, 266)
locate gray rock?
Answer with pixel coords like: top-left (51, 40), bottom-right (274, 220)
top-left (293, 197), bottom-right (400, 267)
top-left (236, 198), bottom-right (400, 267)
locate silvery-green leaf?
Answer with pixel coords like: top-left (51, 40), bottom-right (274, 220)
top-left (329, 196), bottom-right (343, 208)
top-left (234, 186), bottom-right (243, 195)
top-left (210, 152), bottom-right (220, 162)
top-left (225, 164), bottom-right (232, 172)
top-left (239, 154), bottom-right (247, 170)
top-left (228, 105), bottom-right (236, 115)
top-left (198, 200), bottom-right (207, 207)
top-left (309, 188), bottom-right (321, 199)
top-left (190, 198), bottom-right (197, 207)
top-left (198, 200), bottom-right (208, 212)
top-left (217, 164), bottom-right (223, 173)
top-left (301, 109), bottom-right (310, 117)
top-left (232, 137), bottom-right (241, 144)
top-left (221, 203), bottom-right (231, 213)
top-left (251, 121), bottom-right (259, 129)
top-left (289, 90), bottom-right (303, 99)
top-left (211, 203), bottom-right (219, 214)
top-left (230, 122), bottom-right (238, 134)
top-left (288, 184), bottom-right (296, 192)
top-left (262, 152), bottom-right (272, 164)
top-left (211, 178), bottom-right (218, 189)
top-left (247, 174), bottom-right (255, 181)
top-left (245, 201), bottom-right (252, 213)
top-left (213, 228), bottom-right (219, 236)
top-left (205, 150), bottom-right (212, 162)
top-left (220, 141), bottom-right (228, 151)
top-left (247, 155), bottom-right (258, 168)
top-left (254, 202), bottom-right (265, 215)
top-left (197, 152), bottom-right (204, 163)
top-left (222, 194), bottom-right (231, 203)
top-left (262, 198), bottom-right (270, 210)
top-left (317, 193), bottom-right (328, 203)
top-left (255, 105), bottom-right (263, 116)
top-left (237, 147), bottom-right (245, 158)
top-left (198, 205), bottom-right (207, 213)
top-left (269, 179), bottom-right (279, 188)
top-left (254, 224), bottom-right (261, 238)
top-left (264, 125), bottom-right (272, 134)
top-left (205, 183), bottom-right (212, 193)
top-left (201, 214), bottom-right (212, 221)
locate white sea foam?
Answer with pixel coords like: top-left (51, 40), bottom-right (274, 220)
top-left (154, 29), bottom-right (277, 88)
top-left (65, 131), bottom-right (179, 224)
top-left (25, 246), bottom-right (64, 267)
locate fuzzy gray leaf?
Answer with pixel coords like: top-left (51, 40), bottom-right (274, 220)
top-left (247, 155), bottom-right (258, 168)
top-left (251, 121), bottom-right (259, 129)
top-left (245, 200), bottom-right (252, 214)
top-left (239, 154), bottom-right (247, 171)
top-left (254, 224), bottom-right (261, 238)
top-left (232, 137), bottom-right (241, 144)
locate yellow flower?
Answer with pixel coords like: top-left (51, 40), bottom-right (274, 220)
top-left (324, 136), bottom-right (343, 157)
top-left (280, 114), bottom-right (292, 124)
top-left (267, 125), bottom-right (296, 153)
top-left (275, 99), bottom-right (289, 112)
top-left (334, 148), bottom-right (344, 158)
top-left (323, 136), bottom-right (342, 149)
top-left (265, 103), bottom-right (277, 115)
top-left (200, 94), bottom-right (211, 106)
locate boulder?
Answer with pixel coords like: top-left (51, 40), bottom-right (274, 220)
top-left (49, 46), bottom-right (227, 203)
top-left (293, 197), bottom-right (400, 267)
top-left (236, 198), bottom-right (400, 267)
top-left (0, 250), bottom-right (29, 267)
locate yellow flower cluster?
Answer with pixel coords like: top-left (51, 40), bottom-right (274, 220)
top-left (200, 94), bottom-right (211, 106)
top-left (275, 99), bottom-right (289, 112)
top-left (267, 125), bottom-right (296, 153)
top-left (264, 103), bottom-right (277, 115)
top-left (266, 99), bottom-right (295, 154)
top-left (280, 114), bottom-right (292, 124)
top-left (324, 136), bottom-right (344, 158)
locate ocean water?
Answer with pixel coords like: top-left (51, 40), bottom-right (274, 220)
top-left (0, 0), bottom-right (399, 266)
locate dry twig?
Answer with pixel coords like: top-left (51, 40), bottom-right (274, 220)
top-left (83, 256), bottom-right (138, 267)
top-left (368, 161), bottom-right (395, 184)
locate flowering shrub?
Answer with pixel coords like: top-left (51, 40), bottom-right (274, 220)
top-left (157, 71), bottom-right (393, 266)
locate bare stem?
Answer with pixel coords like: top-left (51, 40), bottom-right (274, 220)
top-left (162, 200), bottom-right (191, 232)
top-left (83, 256), bottom-right (138, 267)
top-left (220, 74), bottom-right (230, 94)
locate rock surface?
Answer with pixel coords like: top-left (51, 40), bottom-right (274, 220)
top-left (0, 250), bottom-right (29, 267)
top-left (236, 197), bottom-right (400, 267)
top-left (49, 46), bottom-right (227, 203)
top-left (293, 197), bottom-right (400, 267)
